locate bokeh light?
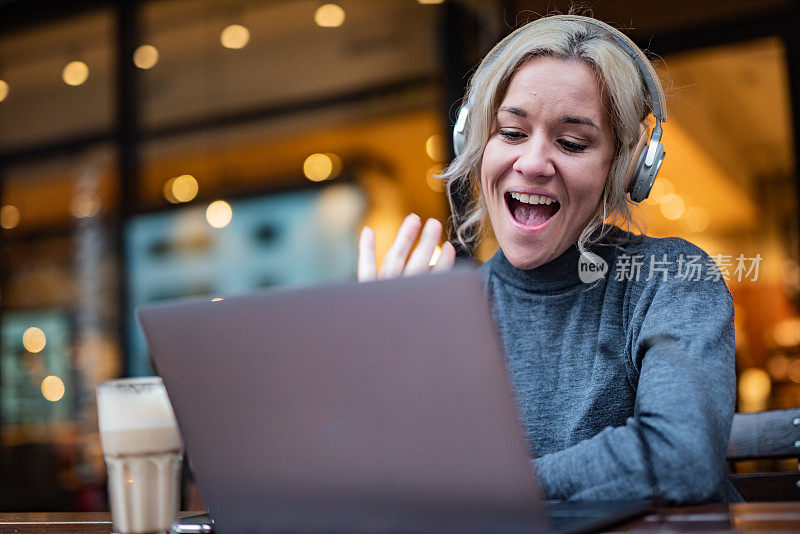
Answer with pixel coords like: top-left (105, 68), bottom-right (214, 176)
top-left (206, 200), bottom-right (233, 228)
top-left (41, 376), bottom-right (65, 402)
top-left (417, 0), bottom-right (445, 3)
top-left (62, 61), bottom-right (89, 86)
top-left (426, 165), bottom-right (445, 192)
top-left (683, 205), bottom-right (710, 233)
top-left (767, 353), bottom-right (790, 381)
top-left (172, 174), bottom-right (199, 202)
top-left (315, 4), bottom-right (345, 27)
top-left (163, 174), bottom-right (199, 203)
top-left (425, 135), bottom-right (445, 162)
top-left (789, 359), bottom-right (800, 384)
top-left (71, 192), bottom-right (101, 219)
top-left (23, 327), bottom-right (47, 353)
top-left (304, 153), bottom-right (341, 182)
top-left (773, 317), bottom-right (800, 347)
top-left (220, 24), bottom-right (250, 49)
top-left (1, 205), bottom-right (20, 229)
top-left (659, 193), bottom-right (685, 220)
top-left (738, 367), bottom-right (771, 412)
top-left (0, 80), bottom-right (8, 102)
top-left (649, 177), bottom-right (674, 203)
top-left (133, 44), bottom-right (159, 69)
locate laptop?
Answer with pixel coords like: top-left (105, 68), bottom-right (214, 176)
top-left (138, 269), bottom-right (648, 533)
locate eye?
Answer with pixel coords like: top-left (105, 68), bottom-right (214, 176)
top-left (558, 139), bottom-right (588, 153)
top-left (498, 129), bottom-right (526, 142)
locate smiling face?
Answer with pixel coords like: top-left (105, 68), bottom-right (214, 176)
top-left (480, 56), bottom-right (616, 270)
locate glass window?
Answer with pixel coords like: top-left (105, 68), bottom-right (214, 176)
top-left (641, 37), bottom-right (799, 412)
top-left (1, 145), bottom-right (120, 510)
top-left (0, 9), bottom-right (116, 151)
top-left (138, 0), bottom-right (439, 130)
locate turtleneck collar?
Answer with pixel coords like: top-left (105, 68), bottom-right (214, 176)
top-left (487, 243), bottom-right (587, 293)
top-left (488, 223), bottom-right (636, 293)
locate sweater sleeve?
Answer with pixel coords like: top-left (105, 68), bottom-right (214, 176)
top-left (531, 240), bottom-right (737, 503)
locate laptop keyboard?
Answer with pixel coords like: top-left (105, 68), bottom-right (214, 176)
top-left (546, 500), bottom-right (651, 534)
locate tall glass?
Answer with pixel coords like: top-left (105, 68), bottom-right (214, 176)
top-left (97, 377), bottom-right (184, 534)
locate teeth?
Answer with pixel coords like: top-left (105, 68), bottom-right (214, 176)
top-left (510, 192), bottom-right (556, 205)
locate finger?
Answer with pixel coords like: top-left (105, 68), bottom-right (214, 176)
top-left (357, 226), bottom-right (377, 282)
top-left (404, 218), bottom-right (444, 276)
top-left (432, 241), bottom-right (456, 272)
top-left (379, 214), bottom-right (422, 279)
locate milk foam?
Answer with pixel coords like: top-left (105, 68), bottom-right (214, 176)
top-left (97, 377), bottom-right (179, 432)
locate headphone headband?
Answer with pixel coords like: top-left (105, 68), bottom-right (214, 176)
top-left (541, 15), bottom-right (666, 123)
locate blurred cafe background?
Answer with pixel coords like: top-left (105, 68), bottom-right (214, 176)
top-left (1, 0), bottom-right (799, 511)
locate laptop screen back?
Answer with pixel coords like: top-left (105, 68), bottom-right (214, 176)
top-left (138, 269), bottom-right (547, 532)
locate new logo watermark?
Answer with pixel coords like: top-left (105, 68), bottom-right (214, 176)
top-left (577, 252), bottom-right (764, 284)
top-left (578, 252), bottom-right (609, 284)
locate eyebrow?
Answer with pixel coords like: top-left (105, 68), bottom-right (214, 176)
top-left (559, 115), bottom-right (599, 129)
top-left (497, 106), bottom-right (599, 130)
top-left (498, 106), bottom-right (526, 117)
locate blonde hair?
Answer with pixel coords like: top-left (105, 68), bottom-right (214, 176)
top-left (441, 16), bottom-right (652, 255)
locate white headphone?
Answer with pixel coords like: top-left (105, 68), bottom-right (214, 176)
top-left (452, 15), bottom-right (667, 203)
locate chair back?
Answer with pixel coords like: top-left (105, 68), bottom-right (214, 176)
top-left (727, 408), bottom-right (800, 501)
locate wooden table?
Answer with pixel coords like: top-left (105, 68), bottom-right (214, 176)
top-left (1, 504), bottom-right (799, 532)
top-left (614, 503), bottom-right (800, 531)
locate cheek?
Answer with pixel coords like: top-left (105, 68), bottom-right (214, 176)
top-left (478, 158), bottom-right (497, 196)
top-left (563, 164), bottom-right (608, 221)
top-left (479, 142), bottom-right (507, 189)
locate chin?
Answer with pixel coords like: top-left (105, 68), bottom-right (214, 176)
top-left (501, 246), bottom-right (549, 271)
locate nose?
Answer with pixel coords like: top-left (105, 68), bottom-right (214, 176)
top-left (511, 135), bottom-right (556, 179)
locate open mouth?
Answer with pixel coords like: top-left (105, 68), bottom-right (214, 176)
top-left (505, 192), bottom-right (560, 227)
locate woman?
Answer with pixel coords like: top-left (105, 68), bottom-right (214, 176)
top-left (359, 15), bottom-right (738, 503)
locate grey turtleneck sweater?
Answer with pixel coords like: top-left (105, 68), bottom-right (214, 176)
top-left (479, 228), bottom-right (740, 503)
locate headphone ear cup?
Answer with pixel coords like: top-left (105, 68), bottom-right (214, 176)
top-left (628, 140), bottom-right (665, 203)
top-left (624, 123), bottom-right (649, 190)
top-left (626, 123), bottom-right (666, 203)
top-left (452, 105), bottom-right (470, 158)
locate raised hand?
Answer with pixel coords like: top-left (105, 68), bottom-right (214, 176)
top-left (357, 214), bottom-right (456, 282)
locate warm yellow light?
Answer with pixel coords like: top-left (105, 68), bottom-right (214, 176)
top-left (774, 317), bottom-right (800, 347)
top-left (425, 135), bottom-right (445, 162)
top-left (206, 200), bottom-right (233, 228)
top-left (211, 297), bottom-right (223, 302)
top-left (171, 174), bottom-right (199, 202)
top-left (220, 24), bottom-right (250, 49)
top-left (417, 0), bottom-right (445, 4)
top-left (658, 178), bottom-right (675, 196)
top-left (41, 375), bottom-right (65, 402)
top-left (426, 165), bottom-right (445, 192)
top-left (659, 193), bottom-right (685, 220)
top-left (62, 61), bottom-right (89, 86)
top-left (163, 177), bottom-right (178, 203)
top-left (23, 327), bottom-right (46, 353)
top-left (71, 192), bottom-right (101, 219)
top-left (649, 178), bottom-right (674, 203)
top-left (133, 44), bottom-right (159, 69)
top-left (767, 353), bottom-right (790, 381)
top-left (1, 205), bottom-right (20, 229)
top-left (303, 153), bottom-right (341, 182)
top-left (429, 245), bottom-right (442, 267)
top-left (738, 367), bottom-right (771, 412)
top-left (0, 80), bottom-right (8, 102)
top-left (789, 359), bottom-right (800, 384)
top-left (784, 259), bottom-right (800, 287)
top-left (683, 206), bottom-right (710, 233)
top-left (315, 4), bottom-right (345, 27)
